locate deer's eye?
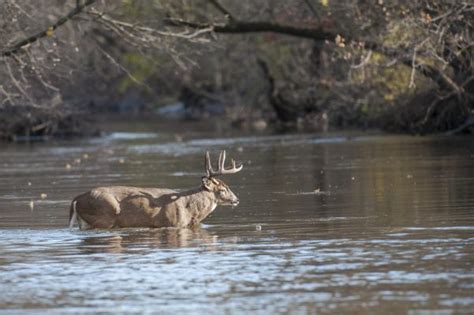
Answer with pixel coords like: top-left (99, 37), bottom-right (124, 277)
top-left (218, 189), bottom-right (226, 194)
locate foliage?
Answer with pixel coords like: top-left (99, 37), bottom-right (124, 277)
top-left (0, 0), bottom-right (472, 139)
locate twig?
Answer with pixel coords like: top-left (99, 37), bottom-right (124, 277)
top-left (23, 52), bottom-right (60, 93)
top-left (409, 49), bottom-right (418, 89)
top-left (409, 39), bottom-right (429, 89)
top-left (88, 9), bottom-right (213, 41)
top-left (5, 60), bottom-right (38, 107)
top-left (95, 46), bottom-right (151, 91)
top-left (0, 84), bottom-right (17, 106)
top-left (351, 50), bottom-right (372, 69)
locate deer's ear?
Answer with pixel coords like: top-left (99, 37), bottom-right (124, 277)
top-left (202, 177), bottom-right (213, 191)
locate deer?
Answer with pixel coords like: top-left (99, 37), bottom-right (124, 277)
top-left (68, 151), bottom-right (242, 230)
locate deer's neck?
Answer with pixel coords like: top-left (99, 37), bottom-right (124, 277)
top-left (180, 187), bottom-right (217, 225)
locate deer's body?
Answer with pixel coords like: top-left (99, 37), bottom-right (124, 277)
top-left (69, 151), bottom-right (242, 230)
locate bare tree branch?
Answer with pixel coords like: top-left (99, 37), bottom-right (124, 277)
top-left (1, 0), bottom-right (96, 57)
top-left (95, 46), bottom-right (151, 91)
top-left (88, 9), bottom-right (213, 42)
top-left (166, 17), bottom-right (334, 41)
top-left (5, 60), bottom-right (38, 107)
top-left (166, 16), bottom-right (464, 94)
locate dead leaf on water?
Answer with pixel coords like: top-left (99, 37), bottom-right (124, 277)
top-left (174, 134), bottom-right (183, 142)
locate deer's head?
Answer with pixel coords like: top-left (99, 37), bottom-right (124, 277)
top-left (202, 151), bottom-right (242, 206)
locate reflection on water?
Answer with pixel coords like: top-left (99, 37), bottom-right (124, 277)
top-left (0, 129), bottom-right (474, 314)
top-left (78, 227), bottom-right (218, 253)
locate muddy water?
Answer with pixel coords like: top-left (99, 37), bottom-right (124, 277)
top-left (0, 126), bottom-right (473, 314)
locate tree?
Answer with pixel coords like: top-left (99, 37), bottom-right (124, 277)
top-left (1, 0), bottom-right (472, 138)
top-left (167, 0), bottom-right (474, 132)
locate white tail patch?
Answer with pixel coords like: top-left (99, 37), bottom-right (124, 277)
top-left (69, 200), bottom-right (77, 229)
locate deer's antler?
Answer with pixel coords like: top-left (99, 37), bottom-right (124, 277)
top-left (205, 150), bottom-right (243, 177)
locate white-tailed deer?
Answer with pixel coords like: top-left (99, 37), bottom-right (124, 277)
top-left (69, 151), bottom-right (242, 229)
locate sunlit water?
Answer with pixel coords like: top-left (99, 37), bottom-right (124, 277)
top-left (1, 124), bottom-right (473, 314)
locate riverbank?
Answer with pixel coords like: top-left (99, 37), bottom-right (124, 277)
top-left (2, 107), bottom-right (472, 143)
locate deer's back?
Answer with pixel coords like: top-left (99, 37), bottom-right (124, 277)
top-left (74, 186), bottom-right (178, 228)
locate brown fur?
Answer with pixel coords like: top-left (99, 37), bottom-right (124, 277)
top-left (69, 177), bottom-right (239, 229)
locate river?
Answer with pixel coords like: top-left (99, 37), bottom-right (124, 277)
top-left (1, 123), bottom-right (473, 314)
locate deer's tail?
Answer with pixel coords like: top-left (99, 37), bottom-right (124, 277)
top-left (69, 200), bottom-right (77, 229)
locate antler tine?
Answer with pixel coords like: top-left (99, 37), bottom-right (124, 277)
top-left (218, 150), bottom-right (226, 172)
top-left (205, 151), bottom-right (214, 177)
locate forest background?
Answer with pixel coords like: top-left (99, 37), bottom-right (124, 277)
top-left (0, 0), bottom-right (472, 140)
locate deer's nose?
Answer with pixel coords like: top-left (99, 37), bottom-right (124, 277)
top-left (231, 199), bottom-right (239, 206)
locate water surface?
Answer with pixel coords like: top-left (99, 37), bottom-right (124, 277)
top-left (1, 126), bottom-right (473, 314)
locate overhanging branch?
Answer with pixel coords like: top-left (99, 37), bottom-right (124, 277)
top-left (166, 18), bottom-right (334, 41)
top-left (1, 0), bottom-right (96, 57)
top-left (167, 16), bottom-right (461, 93)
